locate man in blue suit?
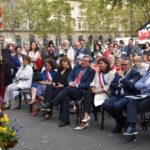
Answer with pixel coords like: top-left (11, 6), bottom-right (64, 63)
top-left (75, 39), bottom-right (90, 59)
top-left (103, 58), bottom-right (141, 133)
top-left (122, 68), bottom-right (150, 142)
top-left (42, 55), bottom-right (95, 127)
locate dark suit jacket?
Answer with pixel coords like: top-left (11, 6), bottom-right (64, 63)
top-left (2, 48), bottom-right (13, 74)
top-left (110, 68), bottom-right (141, 96)
top-left (53, 67), bottom-right (72, 86)
top-left (12, 54), bottom-right (25, 78)
top-left (68, 65), bottom-right (95, 90)
top-left (75, 48), bottom-right (90, 59)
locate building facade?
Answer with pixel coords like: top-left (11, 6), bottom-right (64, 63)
top-left (0, 0), bottom-right (130, 47)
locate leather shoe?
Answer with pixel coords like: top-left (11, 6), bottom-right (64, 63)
top-left (31, 108), bottom-right (40, 116)
top-left (58, 121), bottom-right (70, 127)
top-left (124, 135), bottom-right (136, 143)
top-left (43, 112), bottom-right (52, 120)
top-left (112, 124), bottom-right (124, 133)
top-left (75, 122), bottom-right (89, 130)
top-left (82, 116), bottom-right (90, 122)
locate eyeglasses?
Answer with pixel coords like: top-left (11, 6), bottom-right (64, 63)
top-left (121, 64), bottom-right (128, 66)
top-left (82, 59), bottom-right (89, 62)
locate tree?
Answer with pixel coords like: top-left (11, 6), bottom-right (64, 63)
top-left (108, 0), bottom-right (150, 25)
top-left (1, 0), bottom-right (23, 40)
top-left (81, 0), bottom-right (123, 41)
top-left (81, 0), bottom-right (150, 41)
top-left (50, 0), bottom-right (74, 38)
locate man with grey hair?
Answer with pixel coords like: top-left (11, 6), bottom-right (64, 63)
top-left (58, 39), bottom-right (75, 67)
top-left (42, 55), bottom-right (95, 127)
top-left (103, 58), bottom-right (141, 133)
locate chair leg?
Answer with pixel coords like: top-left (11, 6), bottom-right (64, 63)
top-left (93, 106), bottom-right (99, 122)
top-left (18, 92), bottom-right (22, 109)
top-left (76, 103), bottom-right (79, 125)
top-left (23, 93), bottom-right (28, 104)
top-left (101, 107), bottom-right (105, 130)
top-left (140, 112), bottom-right (145, 130)
top-left (76, 100), bottom-right (83, 125)
top-left (30, 104), bottom-right (33, 113)
top-left (143, 112), bottom-right (148, 131)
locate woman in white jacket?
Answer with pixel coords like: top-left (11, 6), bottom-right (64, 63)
top-left (4, 56), bottom-right (33, 109)
top-left (75, 57), bottom-right (115, 130)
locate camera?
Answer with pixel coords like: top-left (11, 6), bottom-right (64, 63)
top-left (60, 54), bottom-right (64, 57)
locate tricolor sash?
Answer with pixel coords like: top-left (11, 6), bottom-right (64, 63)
top-left (46, 71), bottom-right (52, 82)
top-left (98, 72), bottom-right (106, 89)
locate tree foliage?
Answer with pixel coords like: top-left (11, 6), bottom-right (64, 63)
top-left (1, 0), bottom-right (74, 38)
top-left (81, 0), bottom-right (150, 38)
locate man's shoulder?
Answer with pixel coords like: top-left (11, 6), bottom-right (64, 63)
top-left (130, 68), bottom-right (140, 75)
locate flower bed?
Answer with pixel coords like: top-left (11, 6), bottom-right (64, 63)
top-left (0, 110), bottom-right (19, 150)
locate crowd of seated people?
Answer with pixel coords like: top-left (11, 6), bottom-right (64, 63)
top-left (1, 35), bottom-right (150, 143)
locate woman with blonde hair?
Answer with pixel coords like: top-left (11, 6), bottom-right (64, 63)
top-left (133, 56), bottom-right (148, 75)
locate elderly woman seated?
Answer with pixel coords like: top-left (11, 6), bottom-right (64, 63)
top-left (133, 56), bottom-right (148, 76)
top-left (4, 56), bottom-right (33, 109)
top-left (29, 59), bottom-right (56, 116)
top-left (75, 57), bottom-right (115, 129)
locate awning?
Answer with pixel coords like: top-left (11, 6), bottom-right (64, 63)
top-left (138, 20), bottom-right (150, 40)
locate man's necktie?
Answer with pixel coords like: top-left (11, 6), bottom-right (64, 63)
top-left (74, 68), bottom-right (85, 84)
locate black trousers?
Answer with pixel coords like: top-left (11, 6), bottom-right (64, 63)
top-left (4, 73), bottom-right (12, 87)
top-left (44, 85), bottom-right (63, 104)
top-left (51, 86), bottom-right (84, 123)
top-left (126, 97), bottom-right (150, 124)
top-left (82, 91), bottom-right (94, 114)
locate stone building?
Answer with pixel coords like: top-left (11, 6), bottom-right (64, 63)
top-left (0, 0), bottom-right (130, 47)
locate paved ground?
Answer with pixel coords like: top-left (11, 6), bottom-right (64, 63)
top-left (5, 104), bottom-right (150, 150)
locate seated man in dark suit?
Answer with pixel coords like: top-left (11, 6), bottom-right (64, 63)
top-left (42, 55), bottom-right (95, 127)
top-left (103, 58), bottom-right (141, 133)
top-left (123, 68), bottom-right (150, 142)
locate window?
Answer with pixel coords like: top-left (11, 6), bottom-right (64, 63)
top-left (89, 35), bottom-right (93, 46)
top-left (56, 36), bottom-right (61, 47)
top-left (43, 36), bottom-right (48, 47)
top-left (67, 35), bottom-right (73, 46)
top-left (30, 35), bottom-right (35, 44)
top-left (16, 36), bottom-right (22, 46)
top-left (78, 35), bottom-right (83, 42)
top-left (78, 22), bottom-right (81, 31)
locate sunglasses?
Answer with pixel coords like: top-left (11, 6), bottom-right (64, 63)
top-left (121, 64), bottom-right (128, 66)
